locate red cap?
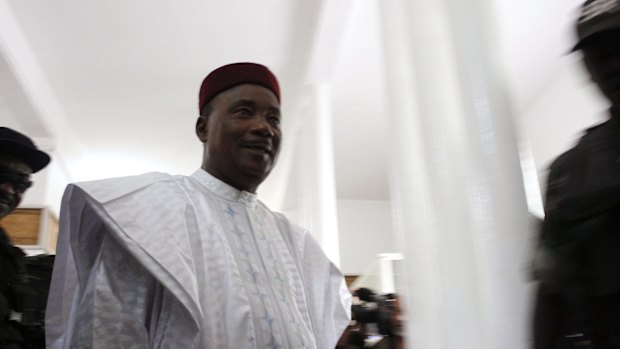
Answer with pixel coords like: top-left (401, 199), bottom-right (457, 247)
top-left (198, 62), bottom-right (281, 113)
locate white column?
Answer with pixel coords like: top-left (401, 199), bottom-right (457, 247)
top-left (378, 253), bottom-right (402, 294)
top-left (299, 83), bottom-right (342, 267)
top-left (378, 0), bottom-right (532, 348)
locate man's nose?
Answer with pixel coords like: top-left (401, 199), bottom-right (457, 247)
top-left (251, 117), bottom-right (275, 137)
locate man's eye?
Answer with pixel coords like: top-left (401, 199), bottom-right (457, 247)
top-left (269, 117), bottom-right (280, 126)
top-left (236, 108), bottom-right (252, 116)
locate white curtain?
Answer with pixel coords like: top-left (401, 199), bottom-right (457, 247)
top-left (378, 0), bottom-right (535, 347)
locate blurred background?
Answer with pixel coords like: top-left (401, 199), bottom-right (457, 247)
top-left (0, 0), bottom-right (610, 347)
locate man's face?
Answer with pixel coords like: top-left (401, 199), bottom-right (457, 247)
top-left (582, 30), bottom-right (620, 107)
top-left (197, 84), bottom-right (281, 193)
top-left (0, 156), bottom-right (33, 219)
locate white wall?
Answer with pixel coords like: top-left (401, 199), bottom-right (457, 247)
top-left (337, 199), bottom-right (395, 275)
top-left (19, 166), bottom-right (48, 207)
top-left (43, 151), bottom-right (72, 216)
top-left (518, 55), bottom-right (609, 191)
top-left (282, 199), bottom-right (396, 275)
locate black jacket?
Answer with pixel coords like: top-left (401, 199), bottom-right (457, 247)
top-left (0, 227), bottom-right (25, 348)
top-left (540, 118), bottom-right (620, 295)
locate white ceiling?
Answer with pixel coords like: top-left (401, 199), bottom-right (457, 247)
top-left (0, 0), bottom-right (589, 209)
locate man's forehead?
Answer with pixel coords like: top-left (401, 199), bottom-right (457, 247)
top-left (215, 84), bottom-right (280, 106)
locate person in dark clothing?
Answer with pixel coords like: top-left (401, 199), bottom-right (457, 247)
top-left (533, 1), bottom-right (620, 348)
top-left (0, 127), bottom-right (50, 349)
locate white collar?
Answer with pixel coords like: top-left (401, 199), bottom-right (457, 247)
top-left (191, 169), bottom-right (258, 206)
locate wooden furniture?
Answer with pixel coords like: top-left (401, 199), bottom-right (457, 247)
top-left (1, 207), bottom-right (58, 254)
top-left (345, 274), bottom-right (359, 288)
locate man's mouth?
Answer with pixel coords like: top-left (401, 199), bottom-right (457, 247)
top-left (243, 143), bottom-right (273, 154)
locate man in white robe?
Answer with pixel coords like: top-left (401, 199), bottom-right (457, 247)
top-left (46, 62), bottom-right (351, 349)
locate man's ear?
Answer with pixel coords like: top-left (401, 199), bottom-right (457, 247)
top-left (196, 116), bottom-right (209, 143)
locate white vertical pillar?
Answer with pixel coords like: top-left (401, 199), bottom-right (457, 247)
top-left (378, 0), bottom-right (532, 348)
top-left (378, 253), bottom-right (397, 294)
top-left (299, 83), bottom-right (342, 267)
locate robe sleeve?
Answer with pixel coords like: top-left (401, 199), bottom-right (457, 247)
top-left (46, 185), bottom-right (197, 349)
top-left (300, 232), bottom-right (352, 349)
top-left (272, 212), bottom-right (352, 348)
top-left (68, 233), bottom-right (161, 348)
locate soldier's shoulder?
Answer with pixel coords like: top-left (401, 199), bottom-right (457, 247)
top-left (583, 119), bottom-right (611, 134)
top-left (548, 148), bottom-right (575, 172)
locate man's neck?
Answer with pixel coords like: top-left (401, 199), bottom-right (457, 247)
top-left (201, 167), bottom-right (259, 193)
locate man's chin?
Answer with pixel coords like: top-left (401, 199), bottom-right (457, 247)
top-left (244, 168), bottom-right (271, 180)
top-left (241, 164), bottom-right (273, 181)
top-left (243, 158), bottom-right (275, 173)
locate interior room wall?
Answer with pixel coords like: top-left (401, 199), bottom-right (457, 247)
top-left (43, 151), bottom-right (72, 216)
top-left (517, 56), bottom-right (609, 193)
top-left (19, 165), bottom-right (49, 207)
top-left (282, 199), bottom-right (396, 276)
top-left (336, 199), bottom-right (395, 275)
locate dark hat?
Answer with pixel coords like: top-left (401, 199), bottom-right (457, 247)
top-left (0, 127), bottom-right (51, 173)
top-left (198, 62), bottom-right (280, 113)
top-left (574, 0), bottom-right (620, 50)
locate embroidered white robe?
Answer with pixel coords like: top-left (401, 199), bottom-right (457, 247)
top-left (46, 170), bottom-right (351, 349)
